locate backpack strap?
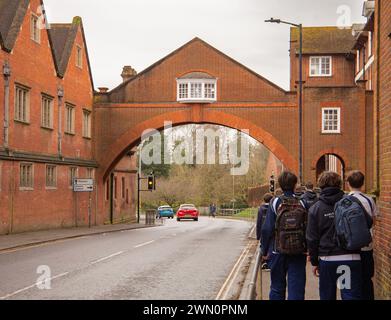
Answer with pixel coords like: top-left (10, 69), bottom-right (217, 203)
top-left (348, 195), bottom-right (373, 228)
top-left (359, 193), bottom-right (374, 212)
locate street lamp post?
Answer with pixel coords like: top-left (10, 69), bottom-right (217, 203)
top-left (265, 18), bottom-right (303, 184)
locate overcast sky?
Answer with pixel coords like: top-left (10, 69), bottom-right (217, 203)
top-left (44, 0), bottom-right (365, 91)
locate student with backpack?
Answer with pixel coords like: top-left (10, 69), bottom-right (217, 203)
top-left (257, 193), bottom-right (273, 270)
top-left (301, 182), bottom-right (319, 209)
top-left (261, 171), bottom-right (308, 300)
top-left (306, 171), bottom-right (364, 300)
top-left (346, 171), bottom-right (377, 300)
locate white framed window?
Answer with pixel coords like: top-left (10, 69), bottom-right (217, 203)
top-left (322, 108), bottom-right (341, 134)
top-left (310, 56), bottom-right (332, 77)
top-left (46, 165), bottom-right (57, 188)
top-left (177, 79), bottom-right (217, 103)
top-left (30, 14), bottom-right (40, 43)
top-left (15, 85), bottom-right (30, 123)
top-left (83, 109), bottom-right (92, 138)
top-left (65, 103), bottom-right (75, 134)
top-left (41, 94), bottom-right (54, 129)
top-left (69, 167), bottom-right (78, 187)
top-left (178, 83), bottom-right (188, 99)
top-left (76, 45), bottom-right (83, 68)
top-left (20, 163), bottom-right (33, 190)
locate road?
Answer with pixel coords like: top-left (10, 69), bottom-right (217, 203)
top-left (0, 217), bottom-right (253, 300)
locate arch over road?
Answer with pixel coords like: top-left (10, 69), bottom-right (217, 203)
top-left (99, 109), bottom-right (298, 180)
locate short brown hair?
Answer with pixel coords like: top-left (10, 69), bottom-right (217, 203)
top-left (318, 171), bottom-right (342, 189)
top-left (263, 193), bottom-right (273, 204)
top-left (278, 171), bottom-right (298, 192)
top-left (346, 170), bottom-right (365, 189)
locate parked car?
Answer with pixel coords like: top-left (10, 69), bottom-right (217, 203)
top-left (157, 205), bottom-right (174, 219)
top-left (176, 204), bottom-right (199, 222)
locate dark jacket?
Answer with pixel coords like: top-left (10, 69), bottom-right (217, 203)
top-left (306, 187), bottom-right (358, 266)
top-left (261, 191), bottom-right (305, 256)
top-left (256, 204), bottom-right (269, 241)
top-left (301, 190), bottom-right (318, 209)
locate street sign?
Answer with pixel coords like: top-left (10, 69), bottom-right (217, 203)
top-left (73, 178), bottom-right (94, 192)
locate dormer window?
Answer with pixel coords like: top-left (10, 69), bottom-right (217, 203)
top-left (310, 56), bottom-right (332, 77)
top-left (177, 72), bottom-right (217, 103)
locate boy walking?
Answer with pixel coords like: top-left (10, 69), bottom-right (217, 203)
top-left (306, 171), bottom-right (363, 300)
top-left (346, 171), bottom-right (377, 300)
top-left (257, 193), bottom-right (273, 270)
top-left (261, 171), bottom-right (307, 300)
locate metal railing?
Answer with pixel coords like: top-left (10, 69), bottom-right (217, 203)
top-left (246, 246), bottom-right (263, 300)
top-left (218, 209), bottom-right (242, 216)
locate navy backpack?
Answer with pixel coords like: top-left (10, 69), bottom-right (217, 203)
top-left (334, 195), bottom-right (373, 251)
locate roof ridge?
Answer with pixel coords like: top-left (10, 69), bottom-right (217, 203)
top-left (109, 37), bottom-right (287, 94)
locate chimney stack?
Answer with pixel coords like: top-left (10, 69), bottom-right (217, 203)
top-left (121, 66), bottom-right (137, 82)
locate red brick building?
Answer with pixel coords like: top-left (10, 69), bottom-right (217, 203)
top-left (0, 0), bottom-right (136, 233)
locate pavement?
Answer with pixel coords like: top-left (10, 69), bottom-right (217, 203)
top-left (0, 221), bottom-right (158, 253)
top-left (0, 217), bottom-right (253, 300)
top-left (239, 227), bottom-right (320, 300)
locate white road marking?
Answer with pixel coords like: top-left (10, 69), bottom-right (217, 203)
top-left (215, 241), bottom-right (252, 300)
top-left (90, 251), bottom-right (124, 265)
top-left (133, 240), bottom-right (155, 248)
top-left (0, 272), bottom-right (69, 300)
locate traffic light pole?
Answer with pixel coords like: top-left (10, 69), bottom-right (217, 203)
top-left (137, 174), bottom-right (155, 224)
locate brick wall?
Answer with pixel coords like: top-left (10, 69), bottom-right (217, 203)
top-left (303, 85), bottom-right (368, 185)
top-left (375, 0), bottom-right (391, 300)
top-left (102, 155), bottom-right (137, 224)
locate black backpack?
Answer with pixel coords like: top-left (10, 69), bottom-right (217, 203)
top-left (275, 196), bottom-right (308, 255)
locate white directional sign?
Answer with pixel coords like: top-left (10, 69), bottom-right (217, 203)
top-left (73, 179), bottom-right (94, 192)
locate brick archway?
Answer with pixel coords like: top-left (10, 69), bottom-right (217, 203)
top-left (100, 109), bottom-right (298, 180)
top-left (310, 148), bottom-right (350, 171)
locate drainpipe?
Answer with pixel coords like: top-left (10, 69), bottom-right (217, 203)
top-left (57, 86), bottom-right (64, 157)
top-left (3, 61), bottom-right (11, 150)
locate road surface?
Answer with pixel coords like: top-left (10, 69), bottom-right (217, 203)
top-left (0, 217), bottom-right (252, 300)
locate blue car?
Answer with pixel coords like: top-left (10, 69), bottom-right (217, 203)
top-left (157, 205), bottom-right (174, 219)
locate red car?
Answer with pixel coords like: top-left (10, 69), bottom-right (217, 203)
top-left (176, 204), bottom-right (199, 222)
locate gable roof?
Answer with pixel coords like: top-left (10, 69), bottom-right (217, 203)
top-left (110, 37), bottom-right (287, 94)
top-left (0, 0), bottom-right (29, 52)
top-left (291, 26), bottom-right (356, 55)
top-left (49, 17), bottom-right (94, 88)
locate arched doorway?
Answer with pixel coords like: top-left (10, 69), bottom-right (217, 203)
top-left (316, 153), bottom-right (345, 182)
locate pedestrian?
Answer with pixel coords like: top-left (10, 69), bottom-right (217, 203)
top-left (306, 171), bottom-right (363, 300)
top-left (301, 182), bottom-right (319, 209)
top-left (209, 203), bottom-right (216, 218)
top-left (257, 193), bottom-right (273, 270)
top-left (261, 171), bottom-right (308, 300)
top-left (346, 170), bottom-right (377, 300)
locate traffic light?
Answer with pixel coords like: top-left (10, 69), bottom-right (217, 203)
top-left (269, 175), bottom-right (275, 193)
top-left (148, 175), bottom-right (154, 191)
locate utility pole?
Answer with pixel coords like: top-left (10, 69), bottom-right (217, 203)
top-left (265, 18), bottom-right (303, 183)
